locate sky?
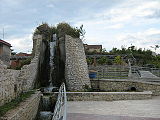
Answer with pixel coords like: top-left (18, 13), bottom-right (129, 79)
top-left (0, 0), bottom-right (160, 53)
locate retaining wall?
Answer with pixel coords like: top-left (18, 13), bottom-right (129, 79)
top-left (0, 56), bottom-right (39, 107)
top-left (0, 68), bottom-right (20, 106)
top-left (1, 91), bottom-right (41, 120)
top-left (53, 91), bottom-right (152, 101)
top-left (91, 79), bottom-right (160, 96)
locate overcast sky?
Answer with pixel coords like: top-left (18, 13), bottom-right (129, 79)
top-left (0, 0), bottom-right (160, 53)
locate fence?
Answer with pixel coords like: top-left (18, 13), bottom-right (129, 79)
top-left (150, 68), bottom-right (160, 77)
top-left (130, 66), bottom-right (141, 78)
top-left (89, 65), bottom-right (129, 79)
top-left (52, 83), bottom-right (67, 120)
top-left (131, 66), bottom-right (160, 77)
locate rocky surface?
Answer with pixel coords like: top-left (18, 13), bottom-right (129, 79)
top-left (65, 35), bottom-right (91, 91)
top-left (0, 35), bottom-right (42, 106)
top-left (1, 91), bottom-right (41, 120)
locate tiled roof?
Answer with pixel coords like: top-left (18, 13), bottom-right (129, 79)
top-left (0, 39), bottom-right (12, 47)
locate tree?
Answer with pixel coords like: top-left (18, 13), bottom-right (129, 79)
top-left (114, 55), bottom-right (123, 65)
top-left (97, 56), bottom-right (109, 65)
top-left (86, 58), bottom-right (93, 65)
top-left (56, 22), bottom-right (85, 39)
top-left (34, 22), bottom-right (85, 40)
top-left (150, 45), bottom-right (160, 54)
top-left (34, 23), bottom-right (56, 41)
top-left (101, 48), bottom-right (108, 54)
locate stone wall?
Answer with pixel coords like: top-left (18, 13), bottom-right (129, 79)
top-left (36, 37), bottom-right (50, 87)
top-left (32, 35), bottom-right (42, 57)
top-left (91, 79), bottom-right (160, 95)
top-left (0, 35), bottom-right (42, 106)
top-left (53, 91), bottom-right (152, 101)
top-left (18, 57), bottom-right (39, 91)
top-left (53, 36), bottom-right (66, 86)
top-left (17, 34), bottom-right (43, 91)
top-left (0, 58), bottom-right (39, 106)
top-left (65, 35), bottom-right (91, 91)
top-left (1, 91), bottom-right (41, 120)
top-left (0, 62), bottom-right (20, 106)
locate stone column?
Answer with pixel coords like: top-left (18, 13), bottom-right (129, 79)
top-left (65, 35), bottom-right (91, 91)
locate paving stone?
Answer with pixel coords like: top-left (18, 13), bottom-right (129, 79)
top-left (67, 96), bottom-right (160, 120)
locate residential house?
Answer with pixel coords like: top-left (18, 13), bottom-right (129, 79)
top-left (0, 39), bottom-right (12, 66)
top-left (84, 44), bottom-right (102, 53)
top-left (10, 53), bottom-right (32, 69)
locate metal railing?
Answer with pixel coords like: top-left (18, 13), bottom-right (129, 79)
top-left (128, 59), bottom-right (141, 78)
top-left (130, 66), bottom-right (141, 77)
top-left (150, 68), bottom-right (160, 77)
top-left (90, 65), bottom-right (130, 80)
top-left (52, 83), bottom-right (67, 120)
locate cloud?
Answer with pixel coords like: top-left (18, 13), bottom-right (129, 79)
top-left (0, 0), bottom-right (160, 54)
top-left (46, 4), bottom-right (55, 8)
top-left (107, 24), bottom-right (124, 29)
top-left (94, 0), bottom-right (160, 24)
top-left (115, 28), bottom-right (160, 53)
top-left (6, 34), bottom-right (33, 53)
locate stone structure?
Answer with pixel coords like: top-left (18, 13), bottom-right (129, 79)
top-left (54, 36), bottom-right (66, 86)
top-left (0, 35), bottom-right (42, 106)
top-left (19, 57), bottom-right (39, 91)
top-left (34, 35), bottom-right (50, 87)
top-left (16, 35), bottom-right (43, 91)
top-left (1, 91), bottom-right (41, 120)
top-left (0, 39), bottom-right (12, 66)
top-left (0, 61), bottom-right (20, 106)
top-left (91, 79), bottom-right (160, 96)
top-left (65, 35), bottom-right (91, 91)
top-left (33, 35), bottom-right (43, 57)
top-left (64, 91), bottom-right (152, 101)
top-left (84, 44), bottom-right (102, 53)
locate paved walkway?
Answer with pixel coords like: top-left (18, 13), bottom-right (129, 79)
top-left (67, 96), bottom-right (160, 120)
top-left (140, 71), bottom-right (158, 78)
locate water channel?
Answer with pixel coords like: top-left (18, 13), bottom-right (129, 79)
top-left (37, 34), bottom-right (58, 120)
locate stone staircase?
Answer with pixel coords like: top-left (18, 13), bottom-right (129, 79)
top-left (139, 71), bottom-right (159, 78)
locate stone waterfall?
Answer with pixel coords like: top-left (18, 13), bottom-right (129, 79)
top-left (43, 34), bottom-right (57, 92)
top-left (38, 34), bottom-right (57, 120)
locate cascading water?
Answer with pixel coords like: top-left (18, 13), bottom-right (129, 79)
top-left (38, 34), bottom-right (57, 120)
top-left (42, 96), bottom-right (51, 111)
top-left (39, 111), bottom-right (53, 120)
top-left (44, 34), bottom-right (57, 92)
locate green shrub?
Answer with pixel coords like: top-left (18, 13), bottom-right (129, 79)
top-left (0, 91), bottom-right (35, 117)
top-left (83, 84), bottom-right (93, 92)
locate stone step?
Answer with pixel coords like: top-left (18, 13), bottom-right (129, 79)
top-left (139, 70), bottom-right (159, 78)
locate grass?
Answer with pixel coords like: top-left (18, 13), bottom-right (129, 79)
top-left (0, 90), bottom-right (35, 117)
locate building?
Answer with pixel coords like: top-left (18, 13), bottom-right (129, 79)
top-left (84, 44), bottom-right (102, 53)
top-left (10, 53), bottom-right (32, 69)
top-left (0, 39), bottom-right (12, 66)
